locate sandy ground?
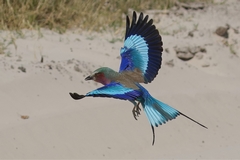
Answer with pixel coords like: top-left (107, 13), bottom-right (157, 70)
top-left (0, 0), bottom-right (240, 159)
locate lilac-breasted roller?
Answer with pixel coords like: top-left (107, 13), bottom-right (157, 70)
top-left (70, 11), bottom-right (207, 145)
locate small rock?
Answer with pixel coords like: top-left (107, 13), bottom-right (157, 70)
top-left (189, 46), bottom-right (200, 54)
top-left (74, 64), bottom-right (82, 72)
top-left (215, 24), bottom-right (230, 38)
top-left (174, 46), bottom-right (189, 53)
top-left (195, 52), bottom-right (204, 60)
top-left (67, 59), bottom-right (73, 65)
top-left (56, 64), bottom-right (63, 72)
top-left (40, 56), bottom-right (44, 63)
top-left (46, 64), bottom-right (52, 70)
top-left (165, 59), bottom-right (174, 67)
top-left (18, 66), bottom-right (26, 72)
top-left (233, 28), bottom-right (239, 34)
top-left (174, 46), bottom-right (194, 61)
top-left (200, 47), bottom-right (207, 53)
top-left (188, 31), bottom-right (194, 37)
top-left (177, 52), bottom-right (194, 61)
top-left (202, 62), bottom-right (210, 67)
top-left (165, 48), bottom-right (169, 53)
top-left (175, 46), bottom-right (207, 61)
top-left (20, 115), bottom-right (29, 119)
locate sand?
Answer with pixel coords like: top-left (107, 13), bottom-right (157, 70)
top-left (0, 0), bottom-right (240, 159)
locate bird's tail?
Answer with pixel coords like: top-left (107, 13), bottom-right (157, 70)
top-left (137, 85), bottom-right (207, 145)
top-left (141, 92), bottom-right (180, 127)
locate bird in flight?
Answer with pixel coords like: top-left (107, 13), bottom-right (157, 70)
top-left (70, 11), bottom-right (207, 145)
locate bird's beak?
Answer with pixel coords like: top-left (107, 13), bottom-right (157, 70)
top-left (85, 75), bottom-right (93, 81)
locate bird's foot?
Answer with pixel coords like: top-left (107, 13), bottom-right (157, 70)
top-left (132, 102), bottom-right (141, 120)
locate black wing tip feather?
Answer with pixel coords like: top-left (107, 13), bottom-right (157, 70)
top-left (126, 11), bottom-right (137, 39)
top-left (127, 11), bottom-right (162, 44)
top-left (125, 11), bottom-right (163, 83)
top-left (69, 92), bottom-right (85, 100)
top-left (125, 14), bottom-right (130, 39)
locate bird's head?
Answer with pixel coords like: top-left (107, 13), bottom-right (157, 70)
top-left (85, 67), bottom-right (114, 85)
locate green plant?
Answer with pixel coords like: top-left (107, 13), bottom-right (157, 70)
top-left (0, 0), bottom-right (212, 33)
top-left (0, 42), bottom-right (4, 54)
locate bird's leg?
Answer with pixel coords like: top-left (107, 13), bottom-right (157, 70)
top-left (132, 101), bottom-right (141, 120)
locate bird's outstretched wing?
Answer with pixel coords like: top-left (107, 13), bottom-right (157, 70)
top-left (119, 11), bottom-right (163, 83)
top-left (70, 82), bottom-right (141, 101)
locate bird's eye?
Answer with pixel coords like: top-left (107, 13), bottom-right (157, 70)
top-left (95, 73), bottom-right (101, 77)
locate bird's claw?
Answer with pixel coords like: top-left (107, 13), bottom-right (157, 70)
top-left (132, 102), bottom-right (141, 120)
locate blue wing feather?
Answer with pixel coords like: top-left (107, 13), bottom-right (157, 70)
top-left (119, 11), bottom-right (163, 83)
top-left (85, 82), bottom-right (141, 101)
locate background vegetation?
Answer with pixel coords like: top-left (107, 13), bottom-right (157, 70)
top-left (0, 0), bottom-right (211, 33)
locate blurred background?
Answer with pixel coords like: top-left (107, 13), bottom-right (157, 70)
top-left (0, 0), bottom-right (212, 33)
top-left (1, 0), bottom-right (240, 159)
